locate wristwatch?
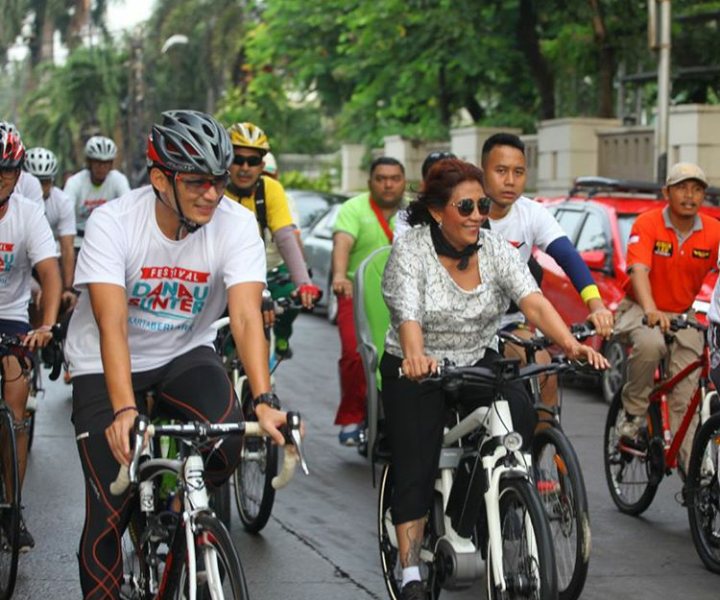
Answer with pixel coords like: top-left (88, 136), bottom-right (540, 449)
top-left (252, 392), bottom-right (281, 411)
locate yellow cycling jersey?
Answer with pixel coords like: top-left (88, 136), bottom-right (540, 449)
top-left (225, 175), bottom-right (294, 236)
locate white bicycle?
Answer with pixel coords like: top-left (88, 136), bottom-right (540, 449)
top-left (112, 412), bottom-right (308, 600)
top-left (379, 359), bottom-right (558, 600)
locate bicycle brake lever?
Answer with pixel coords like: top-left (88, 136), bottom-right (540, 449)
top-left (285, 411), bottom-right (309, 476)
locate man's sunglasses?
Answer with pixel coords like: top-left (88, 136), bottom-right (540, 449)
top-left (451, 196), bottom-right (492, 217)
top-left (233, 155), bottom-right (263, 167)
top-left (176, 172), bottom-right (230, 195)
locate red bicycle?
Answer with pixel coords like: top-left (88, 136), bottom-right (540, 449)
top-left (603, 316), bottom-right (717, 515)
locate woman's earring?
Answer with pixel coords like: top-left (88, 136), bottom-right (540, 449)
top-left (438, 221), bottom-right (443, 229)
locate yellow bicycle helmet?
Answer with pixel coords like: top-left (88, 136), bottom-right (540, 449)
top-left (227, 122), bottom-right (270, 153)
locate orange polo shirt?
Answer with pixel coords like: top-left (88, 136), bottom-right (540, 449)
top-left (624, 207), bottom-right (720, 313)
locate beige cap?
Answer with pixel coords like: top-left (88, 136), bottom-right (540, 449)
top-left (666, 162), bottom-right (708, 187)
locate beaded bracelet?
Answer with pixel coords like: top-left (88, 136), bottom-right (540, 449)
top-left (113, 406), bottom-right (139, 420)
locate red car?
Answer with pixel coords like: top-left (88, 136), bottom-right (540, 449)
top-left (534, 177), bottom-right (720, 404)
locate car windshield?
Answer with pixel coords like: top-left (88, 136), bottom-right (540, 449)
top-left (617, 213), bottom-right (638, 255)
top-left (288, 191), bottom-right (345, 230)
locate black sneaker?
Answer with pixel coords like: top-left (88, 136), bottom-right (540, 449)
top-left (401, 581), bottom-right (428, 600)
top-left (18, 513), bottom-right (34, 553)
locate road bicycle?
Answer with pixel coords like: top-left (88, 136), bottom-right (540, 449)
top-left (686, 395), bottom-right (720, 573)
top-left (113, 411), bottom-right (308, 600)
top-left (378, 358), bottom-right (559, 600)
top-left (0, 330), bottom-right (62, 600)
top-left (498, 325), bottom-right (593, 600)
top-left (604, 315), bottom-right (715, 515)
top-left (214, 281), bottom-right (315, 533)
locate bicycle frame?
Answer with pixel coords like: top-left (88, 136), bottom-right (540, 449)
top-left (633, 343), bottom-right (712, 470)
top-left (433, 398), bottom-right (533, 593)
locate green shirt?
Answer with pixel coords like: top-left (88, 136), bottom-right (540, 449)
top-left (333, 192), bottom-right (398, 280)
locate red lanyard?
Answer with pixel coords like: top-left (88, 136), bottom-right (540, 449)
top-left (369, 196), bottom-right (393, 244)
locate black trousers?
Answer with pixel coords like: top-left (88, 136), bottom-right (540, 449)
top-left (72, 346), bottom-right (242, 600)
top-left (380, 350), bottom-right (537, 525)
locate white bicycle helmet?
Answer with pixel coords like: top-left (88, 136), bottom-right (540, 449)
top-left (25, 147), bottom-right (58, 179)
top-left (85, 136), bottom-right (117, 161)
top-left (263, 152), bottom-right (278, 178)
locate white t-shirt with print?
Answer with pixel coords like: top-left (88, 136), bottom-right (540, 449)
top-left (0, 194), bottom-right (58, 322)
top-left (486, 196), bottom-right (565, 261)
top-left (63, 169), bottom-right (131, 233)
top-left (65, 186), bottom-right (267, 377)
top-left (487, 195), bottom-right (565, 327)
top-left (44, 186), bottom-right (76, 238)
top-left (14, 171), bottom-right (43, 204)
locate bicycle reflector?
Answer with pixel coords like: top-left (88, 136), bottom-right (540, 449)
top-left (503, 432), bottom-right (523, 452)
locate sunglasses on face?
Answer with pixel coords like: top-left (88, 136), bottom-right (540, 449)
top-left (232, 155), bottom-right (263, 167)
top-left (451, 196), bottom-right (492, 217)
top-left (0, 168), bottom-right (18, 181)
top-left (176, 172), bottom-right (230, 195)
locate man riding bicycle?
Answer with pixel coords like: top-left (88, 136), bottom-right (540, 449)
top-left (25, 147), bottom-right (78, 313)
top-left (614, 162), bottom-right (720, 473)
top-left (63, 135), bottom-right (131, 240)
top-left (64, 110), bottom-right (289, 600)
top-left (0, 131), bottom-right (61, 551)
top-left (481, 133), bottom-right (614, 411)
top-left (224, 122), bottom-right (319, 358)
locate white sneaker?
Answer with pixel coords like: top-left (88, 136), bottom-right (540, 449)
top-left (616, 412), bottom-right (640, 439)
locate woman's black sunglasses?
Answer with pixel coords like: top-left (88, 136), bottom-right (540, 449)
top-left (451, 196), bottom-right (492, 217)
top-left (233, 155), bottom-right (263, 167)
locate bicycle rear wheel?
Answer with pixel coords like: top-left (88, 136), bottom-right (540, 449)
top-left (486, 478), bottom-right (558, 600)
top-left (233, 388), bottom-right (278, 533)
top-left (173, 512), bottom-right (249, 600)
top-left (533, 426), bottom-right (590, 600)
top-left (603, 393), bottom-right (663, 515)
top-left (377, 465), bottom-right (441, 600)
top-left (0, 406), bottom-right (20, 600)
top-left (686, 412), bottom-right (720, 573)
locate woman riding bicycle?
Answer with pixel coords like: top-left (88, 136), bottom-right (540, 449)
top-left (65, 110), bottom-right (289, 600)
top-left (379, 158), bottom-right (607, 600)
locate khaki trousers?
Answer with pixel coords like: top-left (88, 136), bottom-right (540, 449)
top-left (614, 298), bottom-right (704, 467)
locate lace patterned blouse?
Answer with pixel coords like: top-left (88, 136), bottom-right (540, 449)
top-left (382, 225), bottom-right (540, 366)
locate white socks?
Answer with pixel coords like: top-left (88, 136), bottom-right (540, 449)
top-left (401, 566), bottom-right (421, 588)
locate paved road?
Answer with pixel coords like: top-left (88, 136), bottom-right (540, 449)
top-left (18, 314), bottom-right (719, 599)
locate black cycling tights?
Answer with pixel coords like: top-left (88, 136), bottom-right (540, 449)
top-left (72, 347), bottom-right (242, 600)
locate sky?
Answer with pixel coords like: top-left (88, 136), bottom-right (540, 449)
top-left (106, 0), bottom-right (156, 32)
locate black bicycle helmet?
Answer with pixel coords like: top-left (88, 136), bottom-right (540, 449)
top-left (421, 150), bottom-right (457, 179)
top-left (147, 110), bottom-right (232, 176)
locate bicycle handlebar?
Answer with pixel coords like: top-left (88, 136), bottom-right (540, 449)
top-left (0, 324), bottom-right (65, 381)
top-left (641, 314), bottom-right (707, 333)
top-left (498, 322), bottom-right (598, 353)
top-left (110, 411), bottom-right (309, 496)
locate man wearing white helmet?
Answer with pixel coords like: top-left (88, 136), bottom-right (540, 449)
top-left (25, 147), bottom-right (78, 311)
top-left (63, 135), bottom-right (131, 238)
top-left (0, 122), bottom-right (43, 204)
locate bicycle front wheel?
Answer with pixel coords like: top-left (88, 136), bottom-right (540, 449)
top-left (687, 412), bottom-right (720, 573)
top-left (173, 513), bottom-right (249, 600)
top-left (233, 391), bottom-right (278, 533)
top-left (487, 478), bottom-right (557, 600)
top-left (603, 393), bottom-right (663, 515)
top-left (533, 426), bottom-right (590, 600)
top-left (0, 406), bottom-right (20, 600)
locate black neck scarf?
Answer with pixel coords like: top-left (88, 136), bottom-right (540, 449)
top-left (429, 220), bottom-right (480, 271)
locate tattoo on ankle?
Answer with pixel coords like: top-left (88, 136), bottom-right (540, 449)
top-left (401, 522), bottom-right (422, 568)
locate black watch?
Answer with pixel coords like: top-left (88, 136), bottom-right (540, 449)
top-left (252, 392), bottom-right (281, 411)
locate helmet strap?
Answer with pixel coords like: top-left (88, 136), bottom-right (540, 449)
top-left (152, 173), bottom-right (202, 240)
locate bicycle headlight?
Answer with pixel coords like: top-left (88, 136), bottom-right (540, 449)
top-left (503, 432), bottom-right (523, 452)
